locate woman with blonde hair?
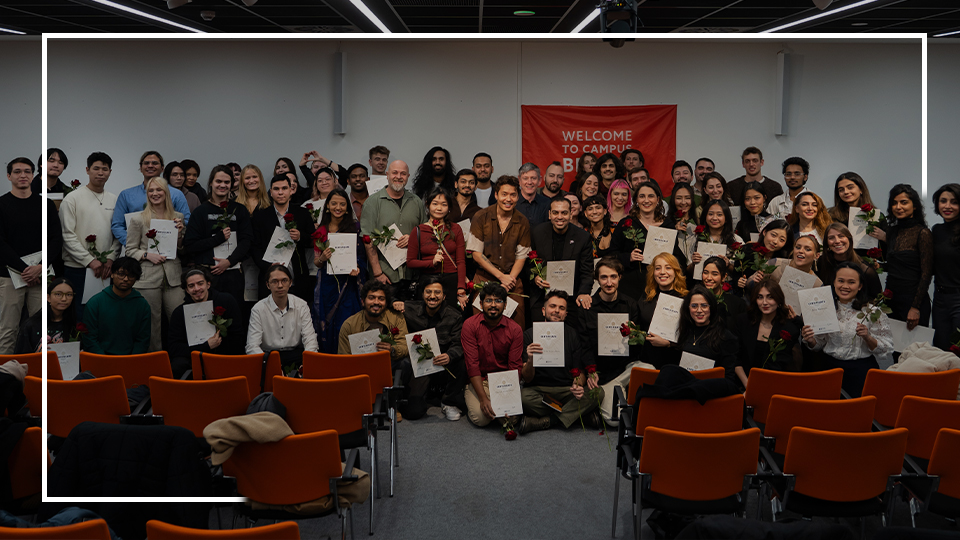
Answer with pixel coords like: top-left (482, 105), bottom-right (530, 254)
top-left (788, 191), bottom-right (832, 244)
top-left (236, 164), bottom-right (271, 217)
top-left (125, 176), bottom-right (185, 352)
top-left (638, 253), bottom-right (687, 368)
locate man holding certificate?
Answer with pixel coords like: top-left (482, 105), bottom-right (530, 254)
top-left (529, 197), bottom-right (594, 321)
top-left (250, 173), bottom-right (315, 302)
top-left (338, 280), bottom-right (409, 363)
top-left (461, 283), bottom-right (524, 432)
top-left (168, 268), bottom-right (243, 378)
top-left (577, 258), bottom-right (641, 385)
top-left (521, 291), bottom-right (602, 431)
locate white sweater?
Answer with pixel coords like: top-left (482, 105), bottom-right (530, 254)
top-left (60, 185), bottom-right (121, 268)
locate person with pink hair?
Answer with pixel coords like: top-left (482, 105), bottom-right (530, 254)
top-left (606, 179), bottom-right (632, 223)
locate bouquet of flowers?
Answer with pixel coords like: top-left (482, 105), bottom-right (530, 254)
top-left (412, 333), bottom-right (455, 378)
top-left (762, 330), bottom-right (792, 369)
top-left (209, 306), bottom-right (232, 338)
top-left (621, 218), bottom-right (645, 250)
top-left (856, 204), bottom-right (886, 234)
top-left (378, 326), bottom-right (400, 346)
top-left (212, 200), bottom-right (235, 231)
top-left (84, 234), bottom-right (113, 264)
top-left (528, 250), bottom-right (546, 282)
top-left (860, 247), bottom-right (885, 275)
top-left (619, 322), bottom-right (647, 345)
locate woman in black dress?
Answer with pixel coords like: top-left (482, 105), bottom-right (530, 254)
top-left (882, 184), bottom-right (933, 330)
top-left (931, 184), bottom-right (960, 350)
top-left (677, 284), bottom-right (739, 382)
top-left (733, 278), bottom-right (803, 389)
top-left (734, 184), bottom-right (773, 242)
top-left (701, 255), bottom-right (747, 326)
top-left (580, 194), bottom-right (616, 258)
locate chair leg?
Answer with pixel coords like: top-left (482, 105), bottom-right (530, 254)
top-left (633, 480), bottom-right (642, 540)
top-left (611, 467), bottom-right (621, 538)
top-left (909, 498), bottom-right (918, 528)
top-left (341, 511), bottom-right (347, 540)
top-left (390, 409), bottom-right (397, 497)
top-left (350, 506), bottom-right (355, 540)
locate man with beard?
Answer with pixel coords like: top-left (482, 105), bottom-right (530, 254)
top-left (694, 157), bottom-right (715, 195)
top-left (368, 145), bottom-right (390, 176)
top-left (620, 149), bottom-right (644, 173)
top-left (412, 146), bottom-right (457, 200)
top-left (726, 146), bottom-right (784, 209)
top-left (449, 169), bottom-right (481, 223)
top-left (516, 162), bottom-right (551, 228)
top-left (247, 264), bottom-right (318, 374)
top-left (768, 157), bottom-right (810, 219)
top-left (111, 151), bottom-right (191, 246)
top-left (344, 163), bottom-right (371, 220)
top-left (594, 153), bottom-right (625, 198)
top-left (537, 161), bottom-right (567, 200)
top-left (472, 152), bottom-right (495, 208)
top-left (529, 197), bottom-right (594, 320)
top-left (360, 160), bottom-right (427, 292)
top-left (168, 267), bottom-right (243, 378)
top-left (577, 257), bottom-right (641, 387)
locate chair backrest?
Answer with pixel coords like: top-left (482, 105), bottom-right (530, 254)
top-left (302, 351), bottom-right (392, 403)
top-left (625, 366), bottom-right (725, 406)
top-left (0, 352), bottom-right (48, 379)
top-left (150, 376), bottom-right (251, 438)
top-left (8, 426), bottom-right (42, 500)
top-left (639, 426), bottom-right (761, 501)
top-left (637, 394), bottom-right (744, 434)
top-left (0, 518), bottom-right (112, 539)
top-left (191, 351), bottom-right (282, 399)
top-left (23, 376), bottom-right (42, 418)
top-left (79, 351), bottom-right (173, 389)
top-left (894, 395), bottom-right (960, 461)
top-left (764, 395), bottom-right (876, 454)
top-left (145, 520), bottom-right (300, 540)
top-left (230, 430), bottom-right (343, 506)
top-left (47, 350), bottom-right (64, 380)
top-left (927, 428), bottom-right (960, 500)
top-left (47, 376), bottom-right (131, 438)
top-left (783, 426), bottom-right (908, 502)
top-left (743, 368), bottom-right (844, 424)
top-left (862, 369), bottom-right (960, 427)
top-left (272, 375), bottom-right (372, 435)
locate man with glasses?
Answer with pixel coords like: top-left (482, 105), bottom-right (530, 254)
top-left (80, 256), bottom-right (151, 355)
top-left (111, 151), bottom-right (191, 246)
top-left (246, 264), bottom-right (318, 375)
top-left (768, 157), bottom-right (811, 220)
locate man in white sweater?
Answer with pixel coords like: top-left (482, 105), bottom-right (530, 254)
top-left (60, 152), bottom-right (121, 319)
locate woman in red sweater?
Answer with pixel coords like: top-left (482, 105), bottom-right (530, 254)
top-left (407, 187), bottom-right (467, 309)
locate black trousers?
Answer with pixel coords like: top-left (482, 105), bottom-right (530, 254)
top-left (821, 354), bottom-right (878, 398)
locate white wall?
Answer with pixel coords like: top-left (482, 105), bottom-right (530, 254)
top-left (0, 38), bottom-right (41, 196)
top-left (929, 42), bottom-right (959, 197)
top-left (47, 37), bottom-right (921, 205)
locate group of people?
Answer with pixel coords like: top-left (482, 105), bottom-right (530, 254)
top-left (4, 141), bottom-right (959, 438)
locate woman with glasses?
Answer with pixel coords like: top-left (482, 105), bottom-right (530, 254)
top-left (677, 284), bottom-right (739, 382)
top-left (163, 161), bottom-right (201, 213)
top-left (16, 278), bottom-right (79, 353)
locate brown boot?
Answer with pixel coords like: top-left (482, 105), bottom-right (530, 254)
top-left (518, 415), bottom-right (551, 435)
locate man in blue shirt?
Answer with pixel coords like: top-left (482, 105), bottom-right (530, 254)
top-left (111, 151), bottom-right (191, 245)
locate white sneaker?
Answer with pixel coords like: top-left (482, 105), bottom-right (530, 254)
top-left (441, 405), bottom-right (461, 421)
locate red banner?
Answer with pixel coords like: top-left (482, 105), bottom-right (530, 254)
top-left (521, 105), bottom-right (677, 196)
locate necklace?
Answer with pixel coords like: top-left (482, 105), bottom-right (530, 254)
top-left (691, 328), bottom-right (708, 346)
top-left (88, 186), bottom-right (105, 205)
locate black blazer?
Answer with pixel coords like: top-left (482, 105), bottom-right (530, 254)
top-left (529, 222), bottom-right (595, 306)
top-left (732, 312), bottom-right (803, 375)
top-left (250, 204), bottom-right (316, 280)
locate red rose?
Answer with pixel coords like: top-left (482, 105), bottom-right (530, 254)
top-left (465, 280), bottom-right (475, 290)
top-left (779, 330), bottom-right (792, 341)
top-left (674, 210), bottom-right (684, 219)
top-left (362, 235), bottom-right (372, 244)
top-left (722, 283), bottom-right (732, 292)
top-left (731, 242), bottom-right (742, 250)
top-left (883, 289), bottom-right (894, 299)
top-left (283, 213), bottom-right (294, 223)
top-left (623, 218), bottom-right (633, 227)
top-left (145, 229), bottom-right (157, 239)
top-left (214, 306), bottom-right (227, 316)
top-left (866, 247), bottom-right (883, 258)
top-left (695, 225), bottom-right (706, 234)
top-left (505, 430), bottom-right (517, 441)
top-left (528, 250), bottom-right (538, 260)
top-left (391, 327), bottom-right (399, 335)
top-left (305, 203), bottom-right (314, 211)
top-left (755, 245), bottom-right (770, 255)
top-left (432, 218), bottom-right (440, 226)
top-left (71, 179), bottom-right (80, 187)
top-left (861, 204), bottom-right (873, 213)
top-left (219, 201), bottom-right (229, 209)
top-left (619, 323), bottom-right (631, 337)
top-left (585, 365), bottom-right (597, 375)
top-left (75, 322), bottom-right (88, 333)
top-left (951, 345), bottom-right (960, 355)
top-left (570, 368), bottom-right (581, 378)
top-left (85, 234), bottom-right (97, 243)
top-left (412, 334), bottom-right (423, 344)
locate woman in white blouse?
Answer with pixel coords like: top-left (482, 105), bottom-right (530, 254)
top-left (800, 261), bottom-right (893, 397)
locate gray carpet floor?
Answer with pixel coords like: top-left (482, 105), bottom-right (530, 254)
top-left (210, 405), bottom-right (959, 540)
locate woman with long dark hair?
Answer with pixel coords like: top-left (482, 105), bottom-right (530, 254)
top-left (931, 183), bottom-right (960, 350)
top-left (700, 255), bottom-right (746, 324)
top-left (407, 188), bottom-right (466, 308)
top-left (801, 262), bottom-right (893, 397)
top-left (883, 184), bottom-right (933, 330)
top-left (828, 172), bottom-right (878, 225)
top-left (743, 235), bottom-right (822, 292)
top-left (568, 152), bottom-right (597, 196)
top-left (687, 199), bottom-right (742, 277)
top-left (734, 184), bottom-right (774, 242)
top-left (733, 278), bottom-right (802, 388)
top-left (16, 278), bottom-right (80, 353)
top-left (701, 171), bottom-right (734, 211)
top-left (312, 188), bottom-right (366, 354)
top-left (669, 182), bottom-right (700, 262)
top-left (817, 222), bottom-right (882, 299)
top-left (580, 195), bottom-right (615, 258)
top-left (733, 219), bottom-right (794, 293)
top-left (163, 161), bottom-right (200, 213)
top-left (677, 284), bottom-right (739, 382)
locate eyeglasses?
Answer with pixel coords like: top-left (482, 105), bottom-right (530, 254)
top-left (690, 303), bottom-right (710, 311)
top-left (268, 278), bottom-right (291, 286)
top-left (51, 292), bottom-right (75, 299)
top-left (114, 272), bottom-right (134, 280)
top-left (482, 298), bottom-right (505, 305)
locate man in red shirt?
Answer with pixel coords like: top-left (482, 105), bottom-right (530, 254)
top-left (462, 282), bottom-right (524, 433)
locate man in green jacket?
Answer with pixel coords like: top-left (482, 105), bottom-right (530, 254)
top-left (82, 256), bottom-right (151, 355)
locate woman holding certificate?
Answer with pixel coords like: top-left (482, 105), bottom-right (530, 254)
top-left (817, 223), bottom-right (882, 299)
top-left (687, 200), bottom-right (743, 278)
top-left (638, 253), bottom-right (687, 368)
top-left (787, 192), bottom-right (832, 245)
top-left (732, 219), bottom-right (793, 294)
top-left (312, 188), bottom-right (366, 354)
top-left (743, 235), bottom-right (823, 291)
top-left (827, 172), bottom-right (879, 227)
top-left (801, 262), bottom-right (893, 397)
top-left (883, 185), bottom-right (933, 331)
top-left (677, 284), bottom-right (739, 382)
top-left (700, 256), bottom-right (746, 325)
top-left (733, 278), bottom-right (803, 388)
top-left (407, 188), bottom-right (466, 309)
top-left (670, 183), bottom-right (700, 263)
top-left (125, 177), bottom-right (185, 352)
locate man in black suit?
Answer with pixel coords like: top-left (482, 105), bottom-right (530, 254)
top-left (529, 197), bottom-right (594, 323)
top-left (250, 173), bottom-right (316, 302)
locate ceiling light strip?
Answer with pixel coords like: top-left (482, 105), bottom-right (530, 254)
top-left (572, 8), bottom-right (599, 33)
top-left (761, 0), bottom-right (881, 33)
top-left (0, 26), bottom-right (26, 34)
top-left (934, 29), bottom-right (960, 37)
top-left (89, 0), bottom-right (204, 32)
top-left (348, 0), bottom-right (391, 33)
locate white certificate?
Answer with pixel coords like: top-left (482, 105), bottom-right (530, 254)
top-left (848, 206), bottom-right (879, 250)
top-left (597, 313), bottom-right (629, 357)
top-left (679, 352), bottom-right (715, 372)
top-left (546, 260), bottom-right (576, 295)
top-left (183, 300), bottom-right (216, 346)
top-left (366, 175), bottom-right (389, 194)
top-left (750, 233), bottom-right (760, 243)
top-left (81, 267), bottom-right (110, 304)
top-left (378, 223), bottom-right (408, 271)
top-left (488, 370), bottom-right (523, 418)
top-left (6, 251), bottom-right (43, 289)
top-left (150, 219), bottom-right (178, 259)
top-left (472, 294), bottom-right (519, 318)
top-left (779, 264), bottom-right (819, 314)
top-left (532, 322), bottom-right (564, 367)
top-left (213, 235), bottom-right (241, 270)
top-left (649, 294), bottom-right (684, 343)
top-left (263, 226), bottom-right (295, 268)
top-left (120, 212), bottom-right (138, 257)
top-left (693, 242), bottom-right (728, 280)
top-left (642, 226), bottom-right (678, 263)
top-left (888, 320), bottom-right (936, 353)
top-left (46, 192), bottom-right (64, 201)
top-left (242, 259), bottom-right (259, 302)
top-left (407, 328), bottom-right (444, 378)
top-left (348, 329), bottom-right (380, 355)
top-left (729, 206), bottom-right (742, 229)
top-left (797, 286), bottom-right (841, 335)
top-left (327, 233), bottom-right (357, 275)
top-left (49, 341), bottom-right (81, 380)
